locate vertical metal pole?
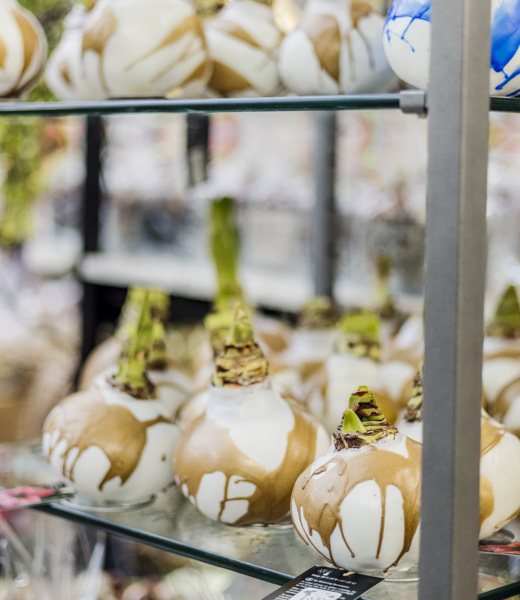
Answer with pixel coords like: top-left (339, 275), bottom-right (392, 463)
top-left (186, 114), bottom-right (210, 187)
top-left (313, 111), bottom-right (337, 299)
top-left (419, 0), bottom-right (490, 598)
top-left (81, 115), bottom-right (104, 364)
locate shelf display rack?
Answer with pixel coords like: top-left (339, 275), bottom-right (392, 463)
top-left (2, 0), bottom-right (518, 597)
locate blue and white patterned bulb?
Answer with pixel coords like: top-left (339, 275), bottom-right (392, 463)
top-left (383, 0), bottom-right (520, 97)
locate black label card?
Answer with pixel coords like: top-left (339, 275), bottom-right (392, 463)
top-left (262, 566), bottom-right (383, 600)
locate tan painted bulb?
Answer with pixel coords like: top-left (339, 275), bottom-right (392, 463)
top-left (307, 311), bottom-right (399, 432)
top-left (46, 3), bottom-right (105, 101)
top-left (42, 387), bottom-right (179, 504)
top-left (291, 386), bottom-right (421, 574)
top-left (483, 286), bottom-right (520, 417)
top-left (278, 0), bottom-right (396, 95)
top-left (398, 371), bottom-right (520, 541)
top-left (480, 410), bottom-right (520, 539)
top-left (0, 0), bottom-right (47, 98)
top-left (80, 0), bottom-right (211, 98)
top-left (204, 0), bottom-right (283, 96)
top-left (42, 293), bottom-right (181, 504)
top-left (172, 305), bottom-right (329, 525)
top-left (270, 297), bottom-right (339, 389)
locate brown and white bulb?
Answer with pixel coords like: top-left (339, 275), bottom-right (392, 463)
top-left (0, 0), bottom-right (46, 98)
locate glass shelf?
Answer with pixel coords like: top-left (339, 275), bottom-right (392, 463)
top-left (0, 94), bottom-right (401, 116)
top-left (2, 444), bottom-right (520, 599)
top-left (0, 94), bottom-right (516, 116)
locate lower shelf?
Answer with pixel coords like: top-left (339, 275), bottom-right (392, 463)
top-left (3, 443), bottom-right (520, 599)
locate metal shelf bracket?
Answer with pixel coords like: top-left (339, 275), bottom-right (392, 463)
top-left (399, 89), bottom-right (428, 117)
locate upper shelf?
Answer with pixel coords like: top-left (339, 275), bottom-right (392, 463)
top-left (0, 93), bottom-right (518, 116)
top-left (0, 94), bottom-right (401, 116)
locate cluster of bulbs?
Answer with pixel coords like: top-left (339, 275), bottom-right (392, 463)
top-left (1, 0), bottom-right (520, 101)
top-left (1, 0), bottom-right (397, 100)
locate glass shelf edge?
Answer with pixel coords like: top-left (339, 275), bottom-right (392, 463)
top-left (0, 94), bottom-right (518, 116)
top-left (0, 94), bottom-right (401, 116)
top-left (32, 503), bottom-right (520, 598)
top-left (33, 503), bottom-right (293, 586)
top-left (478, 580), bottom-right (520, 600)
top-left (490, 97), bottom-right (520, 112)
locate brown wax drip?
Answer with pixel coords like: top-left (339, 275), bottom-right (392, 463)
top-left (148, 19), bottom-right (210, 87)
top-left (210, 19), bottom-right (263, 49)
top-left (209, 61), bottom-right (251, 93)
top-left (481, 412), bottom-right (506, 457)
top-left (300, 13), bottom-right (341, 82)
top-left (173, 397), bottom-right (319, 525)
top-left (346, 0), bottom-right (375, 82)
top-left (16, 12), bottom-right (38, 73)
top-left (480, 476), bottom-right (495, 527)
top-left (5, 11), bottom-right (42, 98)
top-left (301, 2), bottom-right (377, 88)
top-left (82, 7), bottom-right (117, 93)
top-left (293, 437), bottom-right (422, 571)
top-left (59, 60), bottom-right (72, 85)
top-left (0, 35), bottom-right (6, 69)
top-left (125, 15), bottom-right (205, 72)
top-left (46, 390), bottom-right (171, 491)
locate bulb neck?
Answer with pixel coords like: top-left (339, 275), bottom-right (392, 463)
top-left (333, 386), bottom-right (397, 450)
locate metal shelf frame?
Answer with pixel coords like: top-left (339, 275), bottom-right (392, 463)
top-left (421, 1), bottom-right (491, 599)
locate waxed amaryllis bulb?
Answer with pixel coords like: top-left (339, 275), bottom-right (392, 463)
top-left (307, 311), bottom-right (399, 432)
top-left (291, 386), bottom-right (421, 574)
top-left (482, 286), bottom-right (520, 416)
top-left (46, 4), bottom-right (104, 101)
top-left (42, 388), bottom-right (179, 503)
top-left (480, 411), bottom-right (520, 540)
top-left (398, 370), bottom-right (520, 541)
top-left (279, 0), bottom-right (396, 95)
top-left (43, 294), bottom-right (180, 504)
top-left (270, 297), bottom-right (339, 394)
top-left (204, 0), bottom-right (283, 97)
top-left (81, 0), bottom-right (211, 98)
top-left (0, 0), bottom-right (47, 98)
top-left (383, 0), bottom-right (520, 97)
top-left (173, 305), bottom-right (329, 525)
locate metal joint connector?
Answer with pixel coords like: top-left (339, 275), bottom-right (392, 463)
top-left (399, 90), bottom-right (428, 118)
